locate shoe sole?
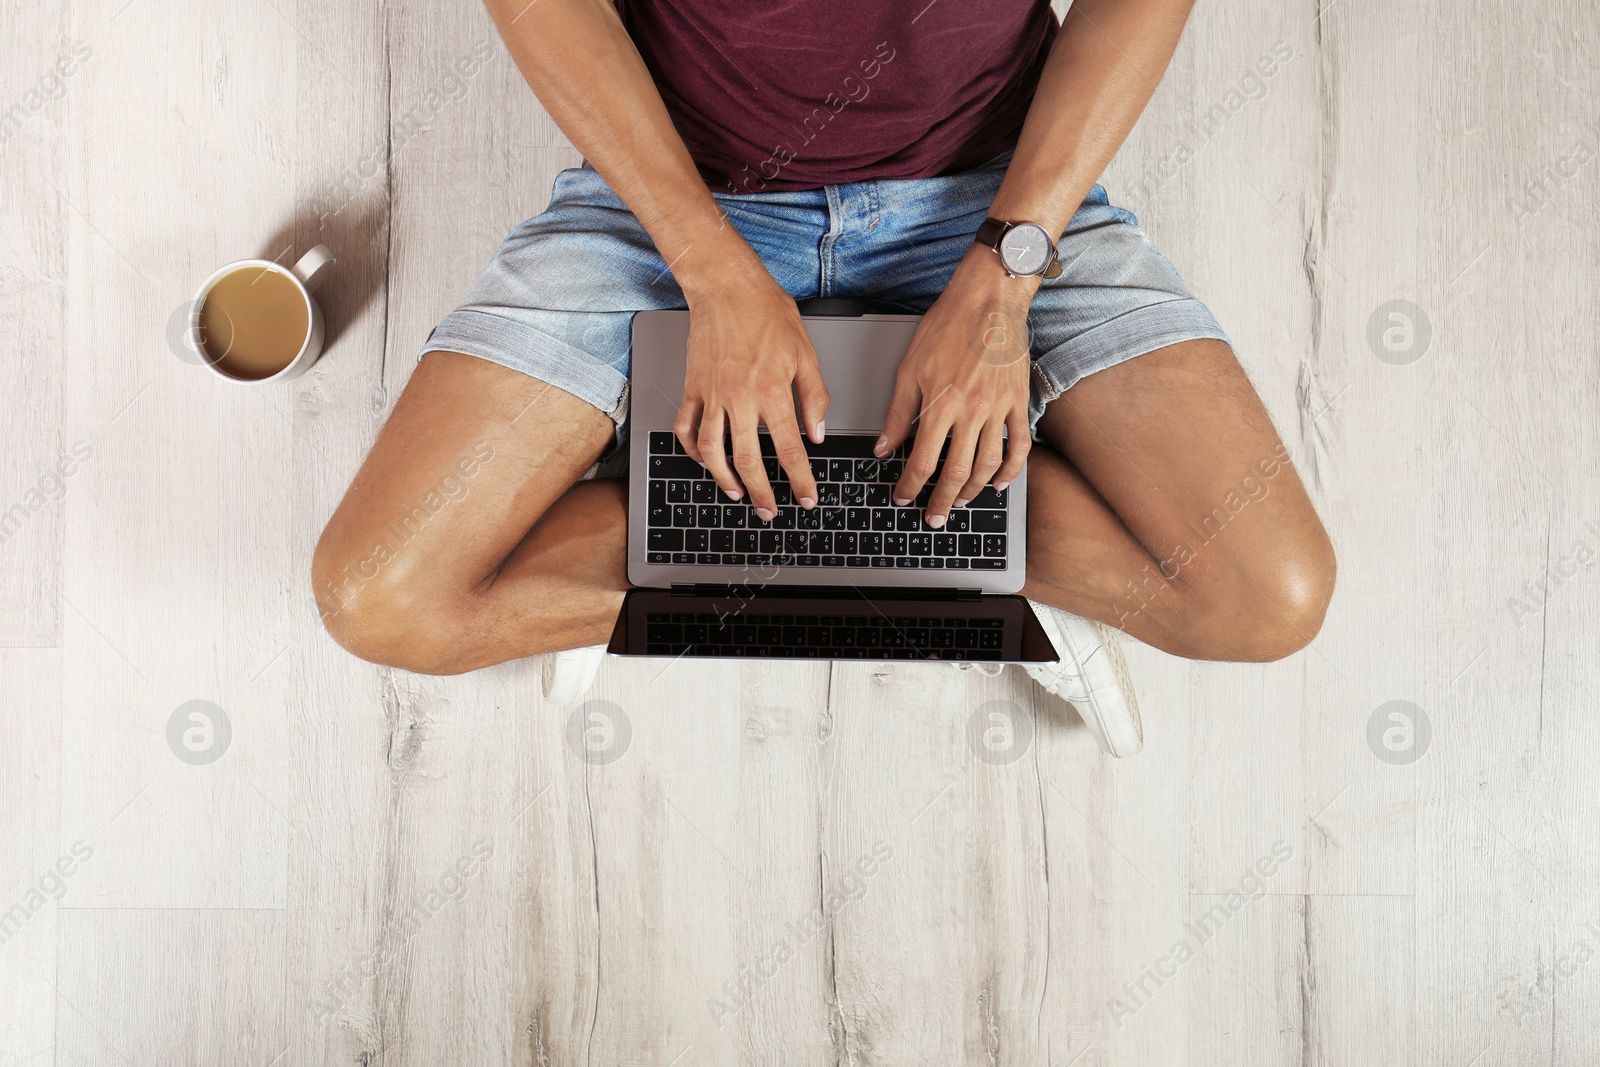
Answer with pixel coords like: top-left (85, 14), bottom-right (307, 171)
top-left (1081, 619), bottom-right (1143, 757)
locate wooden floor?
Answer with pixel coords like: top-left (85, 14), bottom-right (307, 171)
top-left (3, 0), bottom-right (1598, 1063)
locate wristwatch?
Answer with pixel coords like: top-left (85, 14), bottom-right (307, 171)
top-left (974, 217), bottom-right (1062, 279)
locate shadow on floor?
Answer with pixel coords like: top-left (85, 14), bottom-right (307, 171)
top-left (259, 193), bottom-right (388, 359)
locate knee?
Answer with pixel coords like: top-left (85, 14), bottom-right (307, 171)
top-left (1233, 548), bottom-right (1336, 661)
top-left (310, 532), bottom-right (469, 675)
top-left (1191, 535), bottom-right (1337, 662)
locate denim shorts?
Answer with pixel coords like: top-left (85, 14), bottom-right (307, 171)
top-left (422, 151), bottom-right (1228, 445)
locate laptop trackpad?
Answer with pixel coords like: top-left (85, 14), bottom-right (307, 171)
top-left (797, 316), bottom-right (920, 434)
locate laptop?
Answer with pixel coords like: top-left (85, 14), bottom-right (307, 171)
top-left (607, 300), bottom-right (1057, 662)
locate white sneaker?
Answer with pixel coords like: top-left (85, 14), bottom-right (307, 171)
top-left (542, 644), bottom-right (605, 706)
top-left (1024, 603), bottom-right (1144, 758)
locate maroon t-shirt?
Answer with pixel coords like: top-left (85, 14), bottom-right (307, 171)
top-left (614, 0), bottom-right (1057, 192)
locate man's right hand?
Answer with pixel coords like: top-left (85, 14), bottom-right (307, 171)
top-left (673, 279), bottom-right (829, 520)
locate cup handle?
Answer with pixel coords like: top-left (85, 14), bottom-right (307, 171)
top-left (291, 245), bottom-right (336, 293)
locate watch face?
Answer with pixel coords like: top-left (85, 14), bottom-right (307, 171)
top-left (999, 223), bottom-right (1051, 276)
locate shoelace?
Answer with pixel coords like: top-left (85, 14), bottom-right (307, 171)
top-left (953, 661), bottom-right (1006, 677)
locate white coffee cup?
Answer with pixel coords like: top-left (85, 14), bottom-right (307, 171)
top-left (188, 245), bottom-right (336, 383)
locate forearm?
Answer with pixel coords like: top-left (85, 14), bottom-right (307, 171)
top-left (482, 0), bottom-right (761, 300)
top-left (988, 0), bottom-right (1195, 239)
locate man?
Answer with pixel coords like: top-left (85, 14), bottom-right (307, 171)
top-left (312, 0), bottom-right (1336, 757)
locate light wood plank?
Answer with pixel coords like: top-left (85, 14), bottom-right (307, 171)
top-left (0, 651), bottom-right (62, 1067)
top-left (1189, 894), bottom-right (1415, 1064)
top-left (818, 663), bottom-right (1054, 1063)
top-left (58, 0), bottom-right (298, 912)
top-left (0, 14), bottom-right (71, 647)
top-left (277, 0), bottom-right (424, 1058)
top-left (55, 909), bottom-right (285, 1067)
top-left (1409, 0), bottom-right (1600, 1062)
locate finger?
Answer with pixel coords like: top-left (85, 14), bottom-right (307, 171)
top-left (674, 395), bottom-right (705, 464)
top-left (729, 408), bottom-right (776, 519)
top-left (875, 367), bottom-right (921, 459)
top-left (924, 422), bottom-right (979, 528)
top-left (793, 350), bottom-right (830, 444)
top-left (955, 419), bottom-right (1007, 506)
top-left (894, 412), bottom-right (952, 507)
top-left (992, 407), bottom-right (1032, 491)
top-left (766, 399), bottom-right (817, 508)
top-left (693, 406), bottom-right (743, 501)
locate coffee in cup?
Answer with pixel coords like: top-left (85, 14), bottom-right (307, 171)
top-left (189, 246), bottom-right (335, 383)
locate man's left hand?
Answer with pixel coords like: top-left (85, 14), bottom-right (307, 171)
top-left (875, 243), bottom-right (1036, 528)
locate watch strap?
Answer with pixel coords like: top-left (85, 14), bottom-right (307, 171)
top-left (974, 216), bottom-right (1009, 251)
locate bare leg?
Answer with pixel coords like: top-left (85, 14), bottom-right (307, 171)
top-left (312, 352), bottom-right (630, 674)
top-left (315, 341), bottom-right (1334, 673)
top-left (1020, 338), bottom-right (1336, 662)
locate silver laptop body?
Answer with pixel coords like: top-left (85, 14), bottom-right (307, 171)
top-left (626, 309), bottom-right (1027, 593)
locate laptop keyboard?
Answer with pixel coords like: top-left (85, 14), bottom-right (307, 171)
top-left (644, 430), bottom-right (1009, 570)
top-left (643, 610), bottom-right (1006, 659)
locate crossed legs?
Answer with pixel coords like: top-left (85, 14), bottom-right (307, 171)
top-left (312, 340), bottom-right (1334, 673)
